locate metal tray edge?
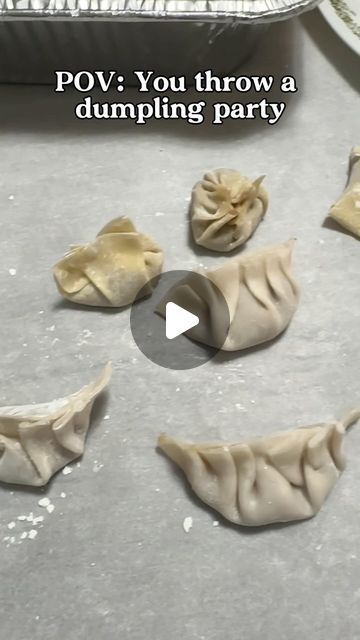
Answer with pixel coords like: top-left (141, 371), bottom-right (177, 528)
top-left (0, 0), bottom-right (321, 22)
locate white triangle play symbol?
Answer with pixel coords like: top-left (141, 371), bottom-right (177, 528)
top-left (165, 302), bottom-right (199, 340)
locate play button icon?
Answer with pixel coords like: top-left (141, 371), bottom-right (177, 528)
top-left (165, 303), bottom-right (199, 340)
top-left (130, 270), bottom-right (230, 370)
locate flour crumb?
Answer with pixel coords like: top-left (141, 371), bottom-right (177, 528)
top-left (7, 522), bottom-right (16, 530)
top-left (155, 488), bottom-right (160, 493)
top-left (213, 521), bottom-right (219, 527)
top-left (60, 492), bottom-right (66, 499)
top-left (8, 194), bottom-right (14, 200)
top-left (62, 466), bottom-right (73, 475)
top-left (38, 497), bottom-right (51, 508)
top-left (155, 212), bottom-right (165, 217)
top-left (93, 461), bottom-right (104, 473)
top-left (27, 512), bottom-right (34, 522)
top-left (17, 515), bottom-right (27, 521)
top-left (33, 516), bottom-right (44, 525)
top-left (8, 268), bottom-right (17, 276)
top-left (183, 516), bottom-right (193, 534)
top-left (103, 415), bottom-right (110, 421)
top-left (90, 562), bottom-right (96, 567)
top-left (20, 532), bottom-right (28, 540)
top-left (46, 504), bottom-right (55, 514)
top-left (175, 387), bottom-right (180, 392)
top-left (28, 530), bottom-right (38, 540)
top-left (316, 544), bottom-right (322, 551)
top-left (47, 325), bottom-right (56, 332)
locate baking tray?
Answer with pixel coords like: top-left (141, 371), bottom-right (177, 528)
top-left (0, 0), bottom-right (321, 84)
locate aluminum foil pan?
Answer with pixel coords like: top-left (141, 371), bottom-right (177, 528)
top-left (0, 0), bottom-right (321, 21)
top-left (0, 0), bottom-right (320, 84)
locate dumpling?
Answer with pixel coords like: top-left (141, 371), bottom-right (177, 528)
top-left (157, 240), bottom-right (299, 351)
top-left (191, 168), bottom-right (268, 252)
top-left (53, 217), bottom-right (163, 307)
top-left (0, 363), bottom-right (111, 486)
top-left (329, 147), bottom-right (360, 238)
top-left (158, 409), bottom-right (360, 527)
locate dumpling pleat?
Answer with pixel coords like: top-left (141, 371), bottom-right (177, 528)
top-left (158, 411), bottom-right (360, 526)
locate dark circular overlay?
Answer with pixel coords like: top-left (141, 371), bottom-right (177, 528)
top-left (130, 270), bottom-right (230, 370)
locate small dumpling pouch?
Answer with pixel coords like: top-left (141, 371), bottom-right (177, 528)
top-left (191, 168), bottom-right (268, 252)
top-left (53, 217), bottom-right (163, 307)
top-left (330, 147), bottom-right (360, 238)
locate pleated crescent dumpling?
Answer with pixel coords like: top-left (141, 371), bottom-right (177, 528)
top-left (0, 363), bottom-right (111, 486)
top-left (158, 409), bottom-right (360, 527)
top-left (330, 147), bottom-right (360, 238)
top-left (53, 217), bottom-right (163, 307)
top-left (158, 240), bottom-right (299, 352)
top-left (191, 168), bottom-right (268, 252)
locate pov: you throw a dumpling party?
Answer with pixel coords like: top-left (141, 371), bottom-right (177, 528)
top-left (55, 70), bottom-right (296, 126)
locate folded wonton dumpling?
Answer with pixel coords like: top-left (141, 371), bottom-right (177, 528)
top-left (191, 168), bottom-right (268, 252)
top-left (0, 363), bottom-right (111, 486)
top-left (158, 240), bottom-right (299, 351)
top-left (53, 217), bottom-right (163, 307)
top-left (330, 147), bottom-right (360, 238)
top-left (158, 409), bottom-right (360, 527)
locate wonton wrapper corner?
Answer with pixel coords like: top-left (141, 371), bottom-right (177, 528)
top-left (158, 239), bottom-right (299, 352)
top-left (0, 363), bottom-right (111, 487)
top-left (191, 168), bottom-right (268, 252)
top-left (53, 217), bottom-right (163, 307)
top-left (330, 147), bottom-right (360, 238)
top-left (158, 409), bottom-right (360, 527)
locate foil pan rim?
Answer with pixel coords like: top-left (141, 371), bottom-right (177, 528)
top-left (0, 0), bottom-right (321, 22)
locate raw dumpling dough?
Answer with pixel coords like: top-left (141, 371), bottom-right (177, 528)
top-left (0, 363), bottom-right (111, 486)
top-left (191, 168), bottom-right (268, 252)
top-left (158, 409), bottom-right (360, 527)
top-left (330, 147), bottom-right (360, 238)
top-left (158, 239), bottom-right (299, 351)
top-left (53, 217), bottom-right (163, 307)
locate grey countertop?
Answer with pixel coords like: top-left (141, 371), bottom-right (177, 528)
top-left (0, 10), bottom-right (359, 640)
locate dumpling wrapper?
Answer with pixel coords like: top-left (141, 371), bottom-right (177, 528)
top-left (157, 239), bottom-right (299, 352)
top-left (191, 168), bottom-right (268, 252)
top-left (158, 409), bottom-right (360, 527)
top-left (330, 147), bottom-right (360, 238)
top-left (0, 363), bottom-right (111, 487)
top-left (53, 217), bottom-right (163, 307)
